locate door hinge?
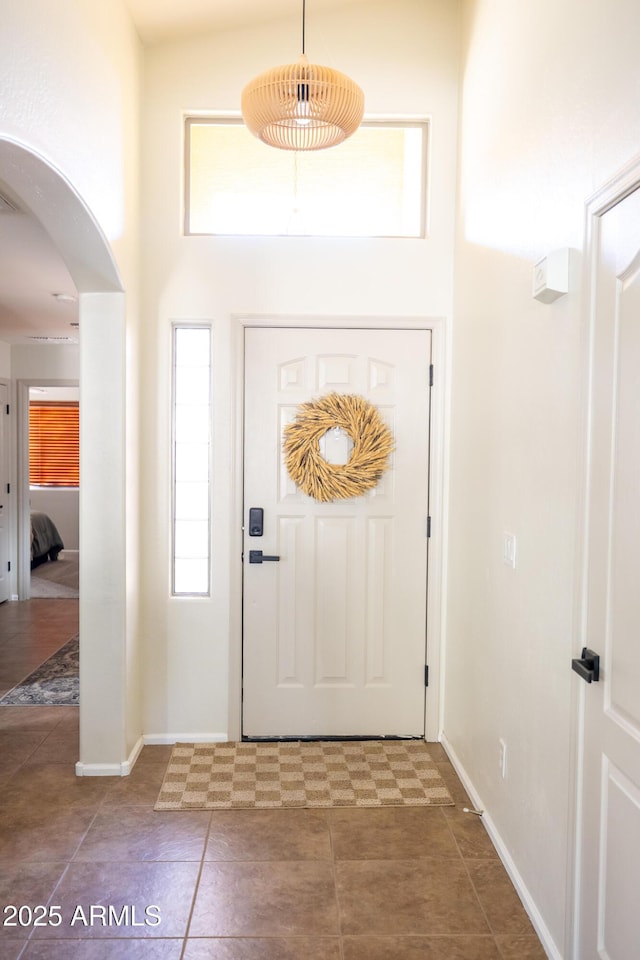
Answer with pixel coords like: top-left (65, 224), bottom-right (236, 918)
top-left (5, 404), bottom-right (9, 415)
top-left (429, 363), bottom-right (434, 386)
top-left (7, 561), bottom-right (10, 572)
top-left (5, 483), bottom-right (9, 495)
top-left (424, 665), bottom-right (429, 687)
top-left (426, 516), bottom-right (432, 538)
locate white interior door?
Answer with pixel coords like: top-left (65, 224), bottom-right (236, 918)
top-left (576, 181), bottom-right (640, 958)
top-left (0, 384), bottom-right (10, 604)
top-left (243, 326), bottom-right (432, 738)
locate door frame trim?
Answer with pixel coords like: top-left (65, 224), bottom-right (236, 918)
top-left (228, 314), bottom-right (447, 743)
top-left (569, 153), bottom-right (640, 959)
top-left (15, 378), bottom-right (79, 600)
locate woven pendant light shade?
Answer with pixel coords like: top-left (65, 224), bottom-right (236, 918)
top-left (242, 54), bottom-right (364, 151)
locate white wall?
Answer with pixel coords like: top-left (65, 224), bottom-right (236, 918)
top-left (29, 489), bottom-right (79, 551)
top-left (0, 341), bottom-right (9, 378)
top-left (12, 344), bottom-right (79, 381)
top-left (1, 0), bottom-right (139, 267)
top-left (140, 0), bottom-right (461, 739)
top-left (445, 0), bottom-right (640, 954)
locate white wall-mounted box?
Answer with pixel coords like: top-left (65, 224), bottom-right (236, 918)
top-left (532, 248), bottom-right (570, 303)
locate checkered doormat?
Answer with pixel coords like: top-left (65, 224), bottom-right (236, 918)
top-left (154, 740), bottom-right (454, 810)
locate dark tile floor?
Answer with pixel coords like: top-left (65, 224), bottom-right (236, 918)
top-left (0, 599), bottom-right (547, 959)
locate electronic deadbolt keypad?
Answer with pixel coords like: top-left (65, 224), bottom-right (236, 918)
top-left (248, 507), bottom-right (264, 537)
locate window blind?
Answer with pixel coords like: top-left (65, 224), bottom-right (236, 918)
top-left (29, 401), bottom-right (80, 487)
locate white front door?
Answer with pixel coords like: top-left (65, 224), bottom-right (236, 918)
top-left (576, 176), bottom-right (640, 957)
top-left (0, 384), bottom-right (9, 604)
top-left (243, 326), bottom-right (432, 738)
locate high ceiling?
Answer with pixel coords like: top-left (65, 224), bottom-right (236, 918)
top-left (0, 0), bottom-right (369, 346)
top-left (125, 0), bottom-right (368, 46)
top-left (0, 188), bottom-right (79, 346)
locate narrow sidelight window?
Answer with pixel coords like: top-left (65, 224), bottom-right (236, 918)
top-left (172, 325), bottom-right (212, 596)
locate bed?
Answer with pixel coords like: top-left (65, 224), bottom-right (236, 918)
top-left (30, 511), bottom-right (64, 569)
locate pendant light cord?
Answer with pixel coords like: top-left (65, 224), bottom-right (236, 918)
top-left (302, 0), bottom-right (306, 54)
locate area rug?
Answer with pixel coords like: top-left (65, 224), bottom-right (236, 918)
top-left (155, 740), bottom-right (454, 810)
top-left (0, 635), bottom-right (79, 706)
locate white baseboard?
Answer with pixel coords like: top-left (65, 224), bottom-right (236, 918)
top-left (143, 732), bottom-right (228, 746)
top-left (440, 733), bottom-right (562, 960)
top-left (75, 735), bottom-right (144, 778)
top-left (74, 733), bottom-right (227, 777)
top-left (76, 733), bottom-right (229, 777)
top-left (75, 761), bottom-right (128, 777)
top-left (122, 735), bottom-right (145, 775)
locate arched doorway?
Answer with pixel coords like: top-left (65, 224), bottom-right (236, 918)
top-left (0, 136), bottom-right (135, 775)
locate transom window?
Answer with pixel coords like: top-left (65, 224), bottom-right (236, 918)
top-left (185, 118), bottom-right (428, 238)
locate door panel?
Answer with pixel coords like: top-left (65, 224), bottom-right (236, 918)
top-left (578, 184), bottom-right (640, 958)
top-left (243, 327), bottom-right (432, 738)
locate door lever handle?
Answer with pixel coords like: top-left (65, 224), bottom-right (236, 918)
top-left (571, 647), bottom-right (600, 683)
top-left (249, 550), bottom-right (280, 564)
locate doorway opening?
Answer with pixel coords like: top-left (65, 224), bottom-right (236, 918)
top-left (26, 382), bottom-right (80, 601)
top-left (0, 135), bottom-right (130, 772)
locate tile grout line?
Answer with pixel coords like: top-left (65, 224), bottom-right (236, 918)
top-left (38, 745), bottom-right (116, 938)
top-left (459, 852), bottom-right (505, 952)
top-left (178, 809), bottom-right (214, 959)
top-left (441, 806), bottom-right (507, 953)
top-left (327, 812), bottom-right (346, 960)
top-left (20, 859), bottom-right (75, 955)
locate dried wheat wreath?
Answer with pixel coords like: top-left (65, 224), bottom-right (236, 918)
top-left (283, 392), bottom-right (394, 502)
